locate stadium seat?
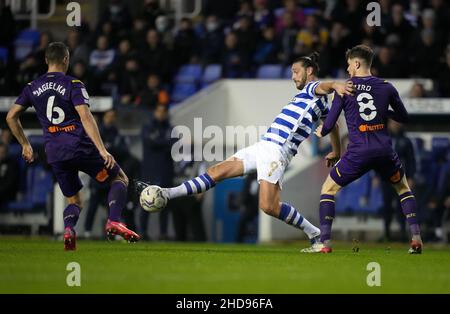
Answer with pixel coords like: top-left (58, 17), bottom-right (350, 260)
top-left (283, 65), bottom-right (292, 79)
top-left (175, 64), bottom-right (203, 83)
top-left (256, 64), bottom-right (283, 79)
top-left (171, 83), bottom-right (198, 103)
top-left (0, 47), bottom-right (8, 63)
top-left (14, 29), bottom-right (40, 61)
top-left (202, 64), bottom-right (222, 85)
top-left (431, 137), bottom-right (449, 155)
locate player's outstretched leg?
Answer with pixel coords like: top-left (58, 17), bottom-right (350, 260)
top-left (392, 176), bottom-right (423, 254)
top-left (63, 194), bottom-right (82, 251)
top-left (105, 170), bottom-right (140, 242)
top-left (259, 181), bottom-right (321, 244)
top-left (136, 158), bottom-right (244, 209)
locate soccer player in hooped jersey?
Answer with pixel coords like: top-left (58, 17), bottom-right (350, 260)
top-left (302, 45), bottom-right (423, 254)
top-left (6, 42), bottom-right (140, 250)
top-left (136, 52), bottom-right (354, 246)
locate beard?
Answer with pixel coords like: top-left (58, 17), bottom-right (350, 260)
top-left (295, 72), bottom-right (308, 90)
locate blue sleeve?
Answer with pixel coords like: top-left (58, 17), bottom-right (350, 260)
top-left (321, 92), bottom-right (343, 137)
top-left (15, 85), bottom-right (32, 108)
top-left (388, 83), bottom-right (408, 123)
top-left (305, 81), bottom-right (320, 98)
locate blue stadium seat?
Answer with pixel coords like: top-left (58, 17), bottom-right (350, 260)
top-left (283, 65), bottom-right (292, 79)
top-left (202, 64), bottom-right (222, 85)
top-left (14, 29), bottom-right (40, 61)
top-left (431, 137), bottom-right (449, 156)
top-left (171, 83), bottom-right (198, 103)
top-left (256, 64), bottom-right (283, 79)
top-left (0, 47), bottom-right (8, 63)
top-left (6, 164), bottom-right (53, 212)
top-left (175, 64), bottom-right (203, 83)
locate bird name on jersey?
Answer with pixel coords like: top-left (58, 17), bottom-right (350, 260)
top-left (32, 82), bottom-right (67, 97)
top-left (176, 298), bottom-right (273, 311)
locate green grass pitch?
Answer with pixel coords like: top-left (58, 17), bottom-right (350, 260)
top-left (1, 237), bottom-right (449, 294)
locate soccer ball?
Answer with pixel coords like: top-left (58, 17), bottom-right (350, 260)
top-left (140, 185), bottom-right (168, 213)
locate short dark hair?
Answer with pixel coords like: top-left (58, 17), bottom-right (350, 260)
top-left (346, 44), bottom-right (374, 67)
top-left (45, 42), bottom-right (69, 65)
top-left (294, 51), bottom-right (320, 75)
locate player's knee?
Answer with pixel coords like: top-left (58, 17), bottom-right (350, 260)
top-left (259, 200), bottom-right (278, 217)
top-left (114, 170), bottom-right (129, 187)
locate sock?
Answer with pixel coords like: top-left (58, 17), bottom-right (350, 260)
top-left (399, 191), bottom-right (421, 237)
top-left (108, 180), bottom-right (127, 222)
top-left (64, 204), bottom-right (81, 230)
top-left (167, 173), bottom-right (216, 199)
top-left (278, 202), bottom-right (320, 239)
top-left (319, 194), bottom-right (335, 243)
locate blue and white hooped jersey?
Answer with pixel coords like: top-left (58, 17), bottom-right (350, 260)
top-left (262, 80), bottom-right (330, 156)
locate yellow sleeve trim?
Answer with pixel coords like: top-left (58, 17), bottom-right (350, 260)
top-left (71, 79), bottom-right (82, 83)
top-left (400, 195), bottom-right (415, 203)
top-left (336, 167), bottom-right (342, 177)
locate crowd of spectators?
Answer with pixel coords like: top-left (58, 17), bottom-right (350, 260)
top-left (1, 0), bottom-right (450, 107)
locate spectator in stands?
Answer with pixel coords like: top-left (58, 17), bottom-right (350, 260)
top-left (380, 120), bottom-right (417, 242)
top-left (16, 55), bottom-right (41, 88)
top-left (253, 0), bottom-right (273, 30)
top-left (236, 171), bottom-right (259, 242)
top-left (142, 0), bottom-right (166, 29)
top-left (98, 0), bottom-right (132, 38)
top-left (410, 28), bottom-right (440, 78)
top-left (409, 82), bottom-right (427, 98)
top-left (66, 29), bottom-right (89, 68)
top-left (140, 29), bottom-right (172, 83)
top-left (31, 31), bottom-right (52, 74)
top-left (89, 35), bottom-right (116, 94)
top-left (130, 16), bottom-right (148, 50)
top-left (330, 0), bottom-right (364, 35)
top-left (222, 31), bottom-right (250, 78)
top-left (274, 0), bottom-right (305, 34)
top-left (138, 73), bottom-right (170, 111)
top-left (386, 4), bottom-right (414, 48)
top-left (253, 26), bottom-right (279, 65)
top-left (295, 14), bottom-right (328, 57)
top-left (372, 46), bottom-right (402, 78)
top-left (358, 20), bottom-right (384, 47)
top-left (320, 22), bottom-right (350, 77)
top-left (140, 104), bottom-right (175, 240)
top-left (70, 61), bottom-right (94, 94)
top-left (84, 110), bottom-right (128, 237)
top-left (0, 142), bottom-right (19, 207)
top-left (235, 16), bottom-right (257, 62)
top-left (171, 154), bottom-right (207, 242)
top-left (234, 0), bottom-right (254, 25)
top-left (276, 11), bottom-right (298, 65)
top-left (437, 46), bottom-right (450, 97)
top-left (430, 0), bottom-right (450, 42)
top-left (174, 18), bottom-right (198, 66)
top-left (199, 15), bottom-right (224, 65)
top-left (156, 15), bottom-right (175, 51)
top-left (118, 57), bottom-right (145, 105)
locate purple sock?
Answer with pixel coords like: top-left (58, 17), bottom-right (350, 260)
top-left (319, 194), bottom-right (335, 242)
top-left (63, 204), bottom-right (80, 230)
top-left (399, 191), bottom-right (420, 235)
top-left (108, 181), bottom-right (127, 222)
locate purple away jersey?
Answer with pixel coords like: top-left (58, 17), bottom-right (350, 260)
top-left (15, 72), bottom-right (96, 163)
top-left (321, 76), bottom-right (409, 187)
top-left (322, 76), bottom-right (408, 156)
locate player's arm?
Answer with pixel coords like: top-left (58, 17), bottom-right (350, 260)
top-left (315, 80), bottom-right (354, 97)
top-left (387, 83), bottom-right (409, 123)
top-left (75, 104), bottom-right (115, 169)
top-left (6, 104), bottom-right (34, 163)
top-left (315, 93), bottom-right (344, 138)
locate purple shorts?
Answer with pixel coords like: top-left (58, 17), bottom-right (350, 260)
top-left (50, 152), bottom-right (121, 197)
top-left (330, 149), bottom-right (404, 187)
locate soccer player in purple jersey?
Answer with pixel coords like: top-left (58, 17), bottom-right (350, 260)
top-left (6, 42), bottom-right (140, 250)
top-left (301, 45), bottom-right (423, 254)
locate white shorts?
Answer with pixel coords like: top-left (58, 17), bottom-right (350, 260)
top-left (232, 141), bottom-right (292, 189)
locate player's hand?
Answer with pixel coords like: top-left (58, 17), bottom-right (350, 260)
top-left (334, 81), bottom-right (354, 96)
top-left (22, 144), bottom-right (34, 163)
top-left (325, 151), bottom-right (340, 168)
top-left (314, 125), bottom-right (323, 138)
top-left (100, 150), bottom-right (115, 169)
